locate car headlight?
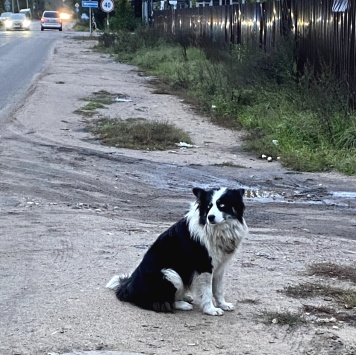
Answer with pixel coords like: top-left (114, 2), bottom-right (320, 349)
top-left (5, 20), bottom-right (12, 27)
top-left (23, 19), bottom-right (31, 27)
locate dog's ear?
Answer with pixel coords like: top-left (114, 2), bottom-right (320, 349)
top-left (232, 188), bottom-right (245, 201)
top-left (192, 187), bottom-right (206, 200)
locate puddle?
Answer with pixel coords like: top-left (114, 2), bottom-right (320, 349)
top-left (244, 188), bottom-right (287, 203)
top-left (332, 191), bottom-right (356, 199)
top-left (244, 187), bottom-right (356, 208)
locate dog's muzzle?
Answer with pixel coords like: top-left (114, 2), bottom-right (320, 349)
top-left (208, 214), bottom-right (225, 224)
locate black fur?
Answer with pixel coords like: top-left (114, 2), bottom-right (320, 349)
top-left (115, 218), bottom-right (212, 312)
top-left (108, 187), bottom-right (248, 314)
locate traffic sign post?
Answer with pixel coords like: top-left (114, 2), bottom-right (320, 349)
top-left (4, 0), bottom-right (11, 12)
top-left (100, 0), bottom-right (114, 12)
top-left (81, 1), bottom-right (98, 34)
top-left (82, 1), bottom-right (98, 7)
top-left (100, 0), bottom-right (114, 31)
top-left (74, 3), bottom-right (80, 18)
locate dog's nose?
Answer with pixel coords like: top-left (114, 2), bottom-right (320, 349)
top-left (208, 215), bottom-right (215, 223)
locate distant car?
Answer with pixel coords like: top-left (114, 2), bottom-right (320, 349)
top-left (19, 8), bottom-right (32, 19)
top-left (4, 13), bottom-right (31, 31)
top-left (40, 11), bottom-right (62, 31)
top-left (0, 12), bottom-right (13, 23)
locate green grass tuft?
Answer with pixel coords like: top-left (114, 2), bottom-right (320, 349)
top-left (89, 117), bottom-right (192, 150)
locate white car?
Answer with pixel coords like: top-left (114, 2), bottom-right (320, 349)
top-left (41, 10), bottom-right (62, 31)
top-left (0, 12), bottom-right (13, 22)
top-left (4, 13), bottom-right (31, 30)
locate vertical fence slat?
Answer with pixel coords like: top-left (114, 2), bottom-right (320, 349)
top-left (152, 0), bottom-right (356, 106)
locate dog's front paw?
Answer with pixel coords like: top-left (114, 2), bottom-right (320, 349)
top-left (203, 306), bottom-right (224, 316)
top-left (218, 302), bottom-right (235, 311)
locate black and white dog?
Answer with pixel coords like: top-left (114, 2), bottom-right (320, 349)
top-left (106, 187), bottom-right (248, 316)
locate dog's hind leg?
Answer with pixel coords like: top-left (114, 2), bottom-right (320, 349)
top-left (174, 300), bottom-right (193, 311)
top-left (161, 269), bottom-right (193, 311)
top-left (183, 292), bottom-right (194, 303)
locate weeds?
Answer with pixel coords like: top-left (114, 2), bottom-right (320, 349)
top-left (307, 262), bottom-right (356, 283)
top-left (94, 30), bottom-right (356, 175)
top-left (283, 282), bottom-right (356, 308)
top-left (82, 90), bottom-right (124, 105)
top-left (76, 91), bottom-right (193, 151)
top-left (213, 162), bottom-right (246, 168)
top-left (74, 91), bottom-right (128, 117)
top-left (259, 309), bottom-right (306, 327)
top-left (88, 117), bottom-right (192, 150)
top-left (74, 101), bottom-right (105, 117)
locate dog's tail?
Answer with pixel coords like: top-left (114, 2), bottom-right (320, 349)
top-left (106, 274), bottom-right (132, 301)
top-left (106, 275), bottom-right (123, 291)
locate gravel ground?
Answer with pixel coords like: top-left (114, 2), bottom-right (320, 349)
top-left (0, 33), bottom-right (355, 355)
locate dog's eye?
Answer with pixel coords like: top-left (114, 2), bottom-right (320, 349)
top-left (217, 200), bottom-right (225, 209)
top-left (207, 203), bottom-right (213, 210)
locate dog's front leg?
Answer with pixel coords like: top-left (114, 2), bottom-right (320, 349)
top-left (213, 266), bottom-right (235, 311)
top-left (195, 272), bottom-right (224, 316)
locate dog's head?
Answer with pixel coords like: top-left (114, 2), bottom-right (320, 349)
top-left (192, 187), bottom-right (245, 226)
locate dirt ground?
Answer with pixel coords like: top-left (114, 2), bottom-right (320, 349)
top-left (0, 33), bottom-right (356, 355)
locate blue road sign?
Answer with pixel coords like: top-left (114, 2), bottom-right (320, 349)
top-left (82, 1), bottom-right (98, 7)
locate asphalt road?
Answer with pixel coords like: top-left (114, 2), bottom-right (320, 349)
top-left (0, 20), bottom-right (65, 123)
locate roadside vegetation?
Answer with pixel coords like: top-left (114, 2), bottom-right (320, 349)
top-left (301, 262), bottom-right (356, 310)
top-left (75, 91), bottom-right (191, 150)
top-left (89, 117), bottom-right (192, 150)
top-left (95, 27), bottom-right (356, 175)
top-left (259, 262), bottom-right (356, 328)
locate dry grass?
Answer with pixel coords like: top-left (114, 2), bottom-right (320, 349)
top-left (283, 282), bottom-right (356, 308)
top-left (302, 304), bottom-right (356, 326)
top-left (74, 102), bottom-right (105, 117)
top-left (303, 304), bottom-right (335, 315)
top-left (259, 309), bottom-right (306, 327)
top-left (279, 262), bottom-right (356, 327)
top-left (75, 90), bottom-right (193, 150)
top-left (213, 162), bottom-right (246, 168)
top-left (307, 262), bottom-right (356, 283)
top-left (81, 90), bottom-right (128, 105)
top-left (239, 298), bottom-right (260, 304)
top-left (89, 117), bottom-right (192, 150)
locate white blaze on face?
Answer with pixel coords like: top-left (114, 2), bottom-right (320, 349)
top-left (207, 188), bottom-right (227, 224)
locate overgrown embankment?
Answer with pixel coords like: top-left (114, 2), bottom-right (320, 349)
top-left (96, 28), bottom-right (356, 175)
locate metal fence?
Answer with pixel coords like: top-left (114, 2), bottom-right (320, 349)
top-left (152, 0), bottom-right (356, 102)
